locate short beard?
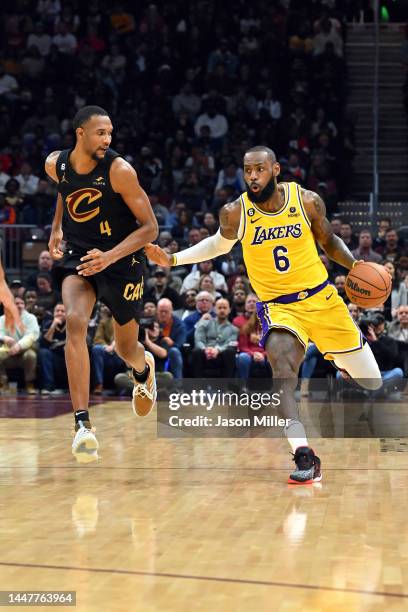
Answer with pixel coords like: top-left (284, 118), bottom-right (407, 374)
top-left (91, 150), bottom-right (106, 162)
top-left (246, 177), bottom-right (277, 204)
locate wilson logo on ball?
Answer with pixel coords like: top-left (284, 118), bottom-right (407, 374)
top-left (66, 188), bottom-right (102, 222)
top-left (346, 278), bottom-right (370, 296)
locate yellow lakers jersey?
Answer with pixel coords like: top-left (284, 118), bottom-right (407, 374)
top-left (239, 182), bottom-right (328, 301)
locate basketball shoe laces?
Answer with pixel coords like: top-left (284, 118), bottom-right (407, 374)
top-left (133, 381), bottom-right (153, 400)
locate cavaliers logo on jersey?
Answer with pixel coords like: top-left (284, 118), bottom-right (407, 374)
top-left (66, 188), bottom-right (102, 223)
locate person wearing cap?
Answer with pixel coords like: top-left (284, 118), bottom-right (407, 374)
top-left (143, 267), bottom-right (182, 309)
top-left (10, 279), bottom-right (26, 299)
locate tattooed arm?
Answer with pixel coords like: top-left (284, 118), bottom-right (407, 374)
top-left (301, 189), bottom-right (356, 270)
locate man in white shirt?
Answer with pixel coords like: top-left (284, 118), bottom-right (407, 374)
top-left (15, 163), bottom-right (40, 196)
top-left (0, 295), bottom-right (40, 393)
top-left (52, 22), bottom-right (77, 55)
top-left (181, 260), bottom-right (228, 294)
top-left (0, 65), bottom-right (18, 98)
top-left (27, 22), bottom-right (52, 57)
top-left (0, 168), bottom-right (11, 193)
top-left (194, 106), bottom-right (228, 140)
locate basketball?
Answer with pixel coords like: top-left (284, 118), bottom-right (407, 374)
top-left (345, 261), bottom-right (392, 308)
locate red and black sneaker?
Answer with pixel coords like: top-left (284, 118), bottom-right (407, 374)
top-left (288, 446), bottom-right (322, 484)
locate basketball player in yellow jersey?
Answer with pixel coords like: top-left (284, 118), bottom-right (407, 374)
top-left (146, 146), bottom-right (382, 483)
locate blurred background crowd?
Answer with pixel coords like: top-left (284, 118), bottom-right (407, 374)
top-left (0, 0), bottom-right (407, 396)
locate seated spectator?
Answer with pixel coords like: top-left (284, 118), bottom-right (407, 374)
top-left (184, 290), bottom-right (215, 344)
top-left (25, 250), bottom-right (53, 289)
top-left (373, 217), bottom-right (392, 250)
top-left (230, 288), bottom-right (247, 320)
top-left (4, 179), bottom-right (24, 215)
top-left (24, 289), bottom-right (38, 314)
top-left (388, 305), bottom-right (408, 343)
top-left (393, 270), bottom-right (408, 311)
top-left (39, 302), bottom-right (68, 395)
top-left (143, 301), bottom-right (157, 319)
top-left (355, 314), bottom-right (404, 390)
top-left (156, 298), bottom-right (186, 379)
top-left (0, 163), bottom-right (10, 193)
top-left (9, 280), bottom-right (25, 299)
top-left (174, 289), bottom-right (197, 320)
top-left (334, 274), bottom-right (347, 302)
top-left (0, 194), bottom-right (16, 224)
top-left (352, 229), bottom-right (383, 264)
top-left (236, 312), bottom-right (270, 380)
top-left (181, 260), bottom-right (228, 294)
top-left (313, 17), bottom-right (343, 58)
top-left (194, 105), bottom-right (229, 149)
top-left (0, 295), bottom-right (40, 394)
top-left (339, 222), bottom-right (358, 250)
top-left (143, 267), bottom-right (182, 308)
top-left (192, 298), bottom-right (238, 378)
top-left (375, 228), bottom-right (405, 263)
top-left (15, 163), bottom-right (40, 196)
top-left (388, 305), bottom-right (408, 375)
top-left (141, 320), bottom-right (171, 377)
top-left (91, 305), bottom-right (126, 394)
top-left (383, 261), bottom-right (399, 320)
top-left (214, 159), bottom-right (245, 195)
top-left (36, 272), bottom-right (59, 315)
top-left (233, 293), bottom-right (258, 328)
top-left (198, 274), bottom-right (222, 300)
top-left (26, 21), bottom-right (52, 57)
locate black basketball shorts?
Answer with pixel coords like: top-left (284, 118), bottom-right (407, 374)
top-left (52, 248), bottom-right (145, 325)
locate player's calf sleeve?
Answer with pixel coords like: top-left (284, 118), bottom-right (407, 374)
top-left (333, 342), bottom-right (382, 390)
top-left (284, 419), bottom-right (308, 453)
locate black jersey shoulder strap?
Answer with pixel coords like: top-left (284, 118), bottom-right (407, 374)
top-left (55, 149), bottom-right (70, 182)
top-left (103, 148), bottom-right (124, 171)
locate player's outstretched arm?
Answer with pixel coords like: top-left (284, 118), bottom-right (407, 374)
top-left (301, 189), bottom-right (356, 270)
top-left (77, 158), bottom-right (159, 276)
top-left (145, 200), bottom-right (241, 267)
top-left (45, 151), bottom-right (64, 260)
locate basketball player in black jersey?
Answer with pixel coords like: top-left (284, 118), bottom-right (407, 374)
top-left (45, 106), bottom-right (158, 463)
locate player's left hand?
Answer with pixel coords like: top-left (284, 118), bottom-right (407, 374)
top-left (77, 249), bottom-right (114, 276)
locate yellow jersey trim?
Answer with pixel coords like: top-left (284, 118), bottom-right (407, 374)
top-left (296, 184), bottom-right (311, 229)
top-left (239, 195), bottom-right (247, 241)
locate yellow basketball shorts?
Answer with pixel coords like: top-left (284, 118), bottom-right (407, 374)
top-left (256, 283), bottom-right (363, 360)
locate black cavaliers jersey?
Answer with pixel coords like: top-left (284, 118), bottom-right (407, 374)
top-left (56, 148), bottom-right (143, 257)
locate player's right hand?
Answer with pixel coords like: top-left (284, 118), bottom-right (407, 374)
top-left (48, 227), bottom-right (64, 260)
top-left (144, 243), bottom-right (172, 267)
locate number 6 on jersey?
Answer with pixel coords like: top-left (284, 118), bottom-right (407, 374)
top-left (273, 245), bottom-right (290, 272)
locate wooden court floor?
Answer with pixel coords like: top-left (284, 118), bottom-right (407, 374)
top-left (1, 396), bottom-right (408, 612)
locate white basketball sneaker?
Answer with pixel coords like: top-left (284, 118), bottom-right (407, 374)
top-left (72, 423), bottom-right (99, 464)
top-left (132, 351), bottom-right (157, 416)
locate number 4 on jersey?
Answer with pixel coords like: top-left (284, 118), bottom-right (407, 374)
top-left (100, 220), bottom-right (112, 237)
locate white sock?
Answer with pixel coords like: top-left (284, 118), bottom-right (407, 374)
top-left (284, 419), bottom-right (308, 453)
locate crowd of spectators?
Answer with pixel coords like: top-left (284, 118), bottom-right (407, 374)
top-left (0, 0), bottom-right (356, 230)
top-left (0, 1), bottom-right (407, 394)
